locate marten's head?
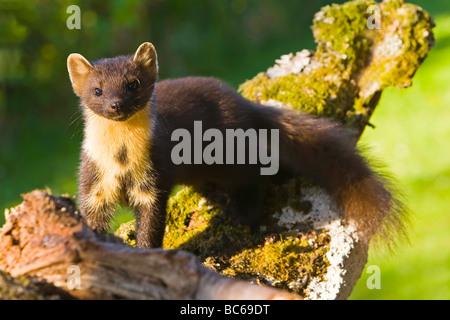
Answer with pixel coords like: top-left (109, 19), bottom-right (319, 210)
top-left (67, 42), bottom-right (157, 121)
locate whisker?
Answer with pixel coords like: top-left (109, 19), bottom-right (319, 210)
top-left (64, 110), bottom-right (84, 139)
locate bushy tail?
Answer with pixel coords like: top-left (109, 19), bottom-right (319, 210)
top-left (258, 106), bottom-right (409, 246)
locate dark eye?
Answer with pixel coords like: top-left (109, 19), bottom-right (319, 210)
top-left (94, 88), bottom-right (102, 96)
top-left (127, 80), bottom-right (140, 91)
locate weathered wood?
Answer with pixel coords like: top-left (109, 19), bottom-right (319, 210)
top-left (0, 190), bottom-right (300, 300)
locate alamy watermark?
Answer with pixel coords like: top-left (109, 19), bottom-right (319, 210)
top-left (367, 5), bottom-right (381, 30)
top-left (171, 121), bottom-right (280, 176)
top-left (66, 4), bottom-right (381, 31)
top-left (366, 265), bottom-right (381, 289)
top-left (67, 5), bottom-right (81, 29)
top-left (66, 264), bottom-right (81, 289)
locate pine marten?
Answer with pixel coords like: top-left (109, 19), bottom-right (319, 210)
top-left (67, 42), bottom-right (405, 249)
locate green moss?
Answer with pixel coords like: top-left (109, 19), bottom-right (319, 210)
top-left (163, 187), bottom-right (259, 260)
top-left (313, 0), bottom-right (375, 60)
top-left (221, 231), bottom-right (330, 291)
top-left (0, 270), bottom-right (50, 300)
top-left (163, 187), bottom-right (221, 249)
top-left (239, 0), bottom-right (434, 132)
top-left (0, 271), bottom-right (39, 300)
top-left (239, 72), bottom-right (356, 119)
top-left (114, 219), bottom-right (136, 247)
top-left (355, 1), bottom-right (435, 112)
top-left (115, 186), bottom-right (221, 249)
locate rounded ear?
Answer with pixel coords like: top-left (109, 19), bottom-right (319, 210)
top-left (67, 53), bottom-right (93, 97)
top-left (133, 42), bottom-right (158, 72)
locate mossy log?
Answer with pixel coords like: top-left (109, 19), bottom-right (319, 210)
top-left (0, 190), bottom-right (300, 300)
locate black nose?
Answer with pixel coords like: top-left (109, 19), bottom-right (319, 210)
top-left (110, 101), bottom-right (122, 110)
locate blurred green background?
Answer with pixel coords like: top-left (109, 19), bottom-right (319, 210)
top-left (0, 0), bottom-right (448, 299)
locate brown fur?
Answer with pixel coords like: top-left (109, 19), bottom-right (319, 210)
top-left (68, 43), bottom-right (407, 249)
